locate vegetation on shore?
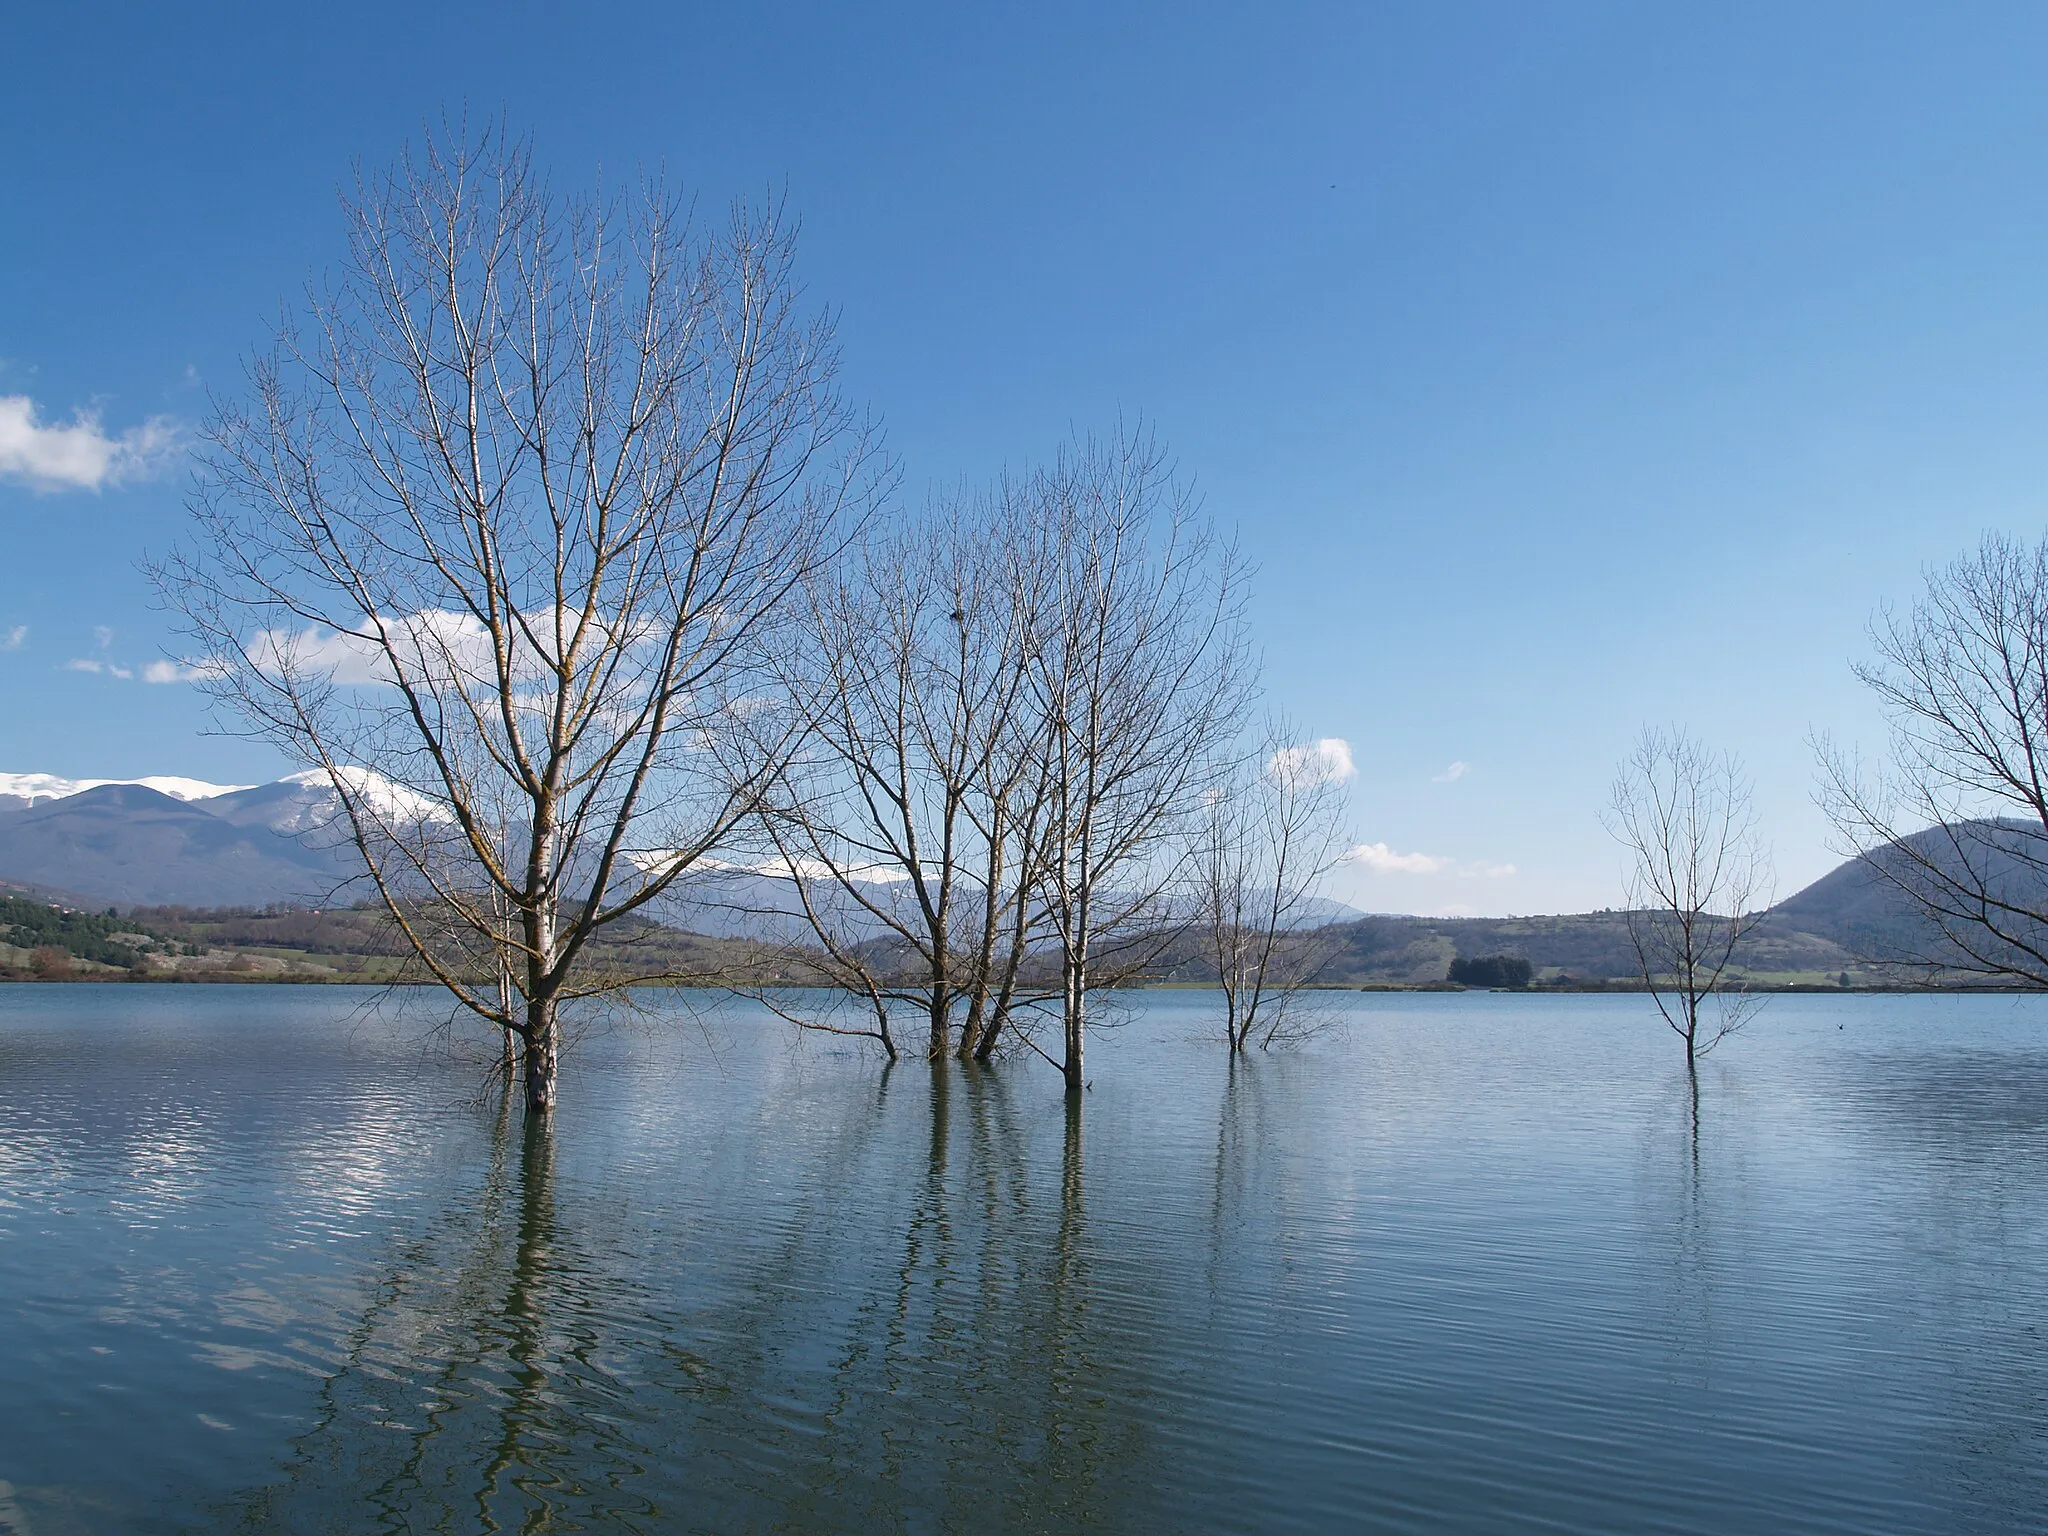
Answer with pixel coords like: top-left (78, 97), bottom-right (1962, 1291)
top-left (0, 892), bottom-right (818, 986)
top-left (0, 885), bottom-right (1951, 992)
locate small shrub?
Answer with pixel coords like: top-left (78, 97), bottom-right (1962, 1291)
top-left (30, 946), bottom-right (72, 979)
top-left (1447, 954), bottom-right (1533, 988)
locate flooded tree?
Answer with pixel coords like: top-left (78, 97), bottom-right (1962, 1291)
top-left (744, 487), bottom-right (1052, 1061)
top-left (754, 430), bottom-right (1249, 1086)
top-left (1606, 726), bottom-right (1772, 1064)
top-left (157, 123), bottom-right (883, 1113)
top-left (1026, 430), bottom-right (1251, 1092)
top-left (1197, 722), bottom-right (1353, 1050)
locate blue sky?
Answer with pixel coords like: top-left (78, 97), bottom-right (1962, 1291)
top-left (6, 2), bottom-right (2048, 914)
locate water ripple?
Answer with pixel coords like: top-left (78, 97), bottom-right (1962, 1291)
top-left (1, 987), bottom-right (2045, 1532)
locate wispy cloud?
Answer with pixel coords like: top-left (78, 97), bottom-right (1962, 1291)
top-left (1342, 841), bottom-right (1517, 880)
top-left (243, 609), bottom-right (666, 691)
top-left (143, 658), bottom-right (220, 685)
top-left (0, 395), bottom-right (182, 492)
top-left (1268, 736), bottom-right (1356, 787)
top-left (0, 625), bottom-right (24, 651)
top-left (62, 657), bottom-right (133, 679)
top-left (1432, 760), bottom-right (1469, 783)
top-left (62, 625), bottom-right (133, 679)
top-left (1343, 841), bottom-right (1450, 875)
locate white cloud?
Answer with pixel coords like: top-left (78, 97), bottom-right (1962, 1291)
top-left (1339, 842), bottom-right (1517, 880)
top-left (0, 395), bottom-right (181, 492)
top-left (246, 608), bottom-right (663, 693)
top-left (0, 625), bottom-right (24, 651)
top-left (143, 658), bottom-right (220, 685)
top-left (61, 657), bottom-right (132, 679)
top-left (1268, 737), bottom-right (1356, 787)
top-left (243, 624), bottom-right (391, 686)
top-left (1433, 760), bottom-right (1469, 783)
top-left (62, 626), bottom-right (133, 679)
top-left (1343, 841), bottom-right (1450, 875)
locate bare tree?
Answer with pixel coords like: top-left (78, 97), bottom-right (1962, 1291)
top-left (1198, 724), bottom-right (1353, 1051)
top-left (1605, 726), bottom-right (1772, 1065)
top-left (742, 430), bottom-right (1247, 1085)
top-left (1024, 429), bottom-right (1252, 1093)
top-left (739, 485), bottom-right (1051, 1060)
top-left (1818, 531), bottom-right (2048, 984)
top-left (156, 124), bottom-right (883, 1113)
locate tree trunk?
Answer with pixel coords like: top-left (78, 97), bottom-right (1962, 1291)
top-left (523, 997), bottom-right (559, 1114)
top-left (1062, 964), bottom-right (1084, 1094)
top-left (973, 998), bottom-right (1008, 1061)
top-left (498, 947), bottom-right (518, 1076)
top-left (959, 813), bottom-right (1009, 1060)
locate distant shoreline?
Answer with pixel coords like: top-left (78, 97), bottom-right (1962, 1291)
top-left (1, 974), bottom-right (2037, 995)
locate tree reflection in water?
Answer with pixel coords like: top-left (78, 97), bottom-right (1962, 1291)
top-left (237, 1097), bottom-right (620, 1532)
top-left (233, 1064), bottom-right (1160, 1533)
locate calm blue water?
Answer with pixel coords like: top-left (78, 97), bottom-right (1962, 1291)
top-left (1, 985), bottom-right (2045, 1533)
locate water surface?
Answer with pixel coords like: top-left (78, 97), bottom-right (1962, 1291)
top-left (2, 986), bottom-right (2045, 1532)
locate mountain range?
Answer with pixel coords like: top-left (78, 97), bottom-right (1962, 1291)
top-left (0, 774), bottom-right (371, 908)
top-left (0, 771), bottom-right (2029, 983)
top-left (0, 771), bottom-right (1366, 931)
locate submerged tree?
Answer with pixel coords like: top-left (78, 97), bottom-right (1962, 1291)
top-left (158, 124), bottom-right (882, 1113)
top-left (1197, 724), bottom-right (1353, 1051)
top-left (1026, 430), bottom-right (1251, 1092)
top-left (1606, 726), bottom-right (1772, 1065)
top-left (743, 485), bottom-right (1051, 1061)
top-left (749, 429), bottom-right (1248, 1086)
top-left (1819, 531), bottom-right (2048, 985)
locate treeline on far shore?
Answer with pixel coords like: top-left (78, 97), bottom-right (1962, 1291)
top-left (0, 887), bottom-right (1965, 992)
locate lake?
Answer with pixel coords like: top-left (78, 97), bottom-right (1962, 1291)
top-left (1, 985), bottom-right (2045, 1533)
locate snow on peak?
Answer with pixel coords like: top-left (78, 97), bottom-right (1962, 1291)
top-left (0, 772), bottom-right (255, 805)
top-left (0, 768), bottom-right (446, 826)
top-left (279, 767), bottom-right (450, 824)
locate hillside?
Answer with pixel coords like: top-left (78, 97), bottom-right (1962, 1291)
top-left (1284, 908), bottom-right (1878, 988)
top-left (1, 886), bottom-right (820, 986)
top-left (1279, 823), bottom-right (2048, 987)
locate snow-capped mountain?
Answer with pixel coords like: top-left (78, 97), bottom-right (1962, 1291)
top-left (0, 772), bottom-right (255, 811)
top-left (0, 769), bottom-right (1367, 930)
top-left (0, 769), bottom-right (433, 907)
